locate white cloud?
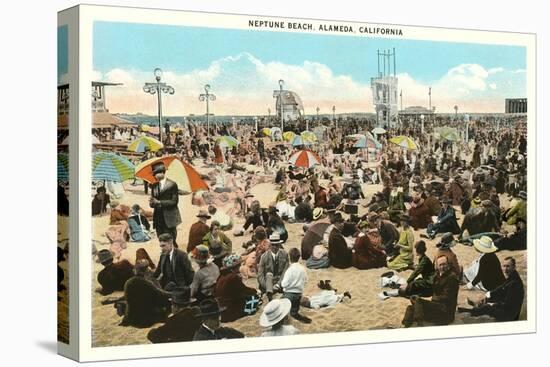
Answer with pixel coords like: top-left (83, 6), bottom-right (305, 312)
top-left (94, 54), bottom-right (525, 115)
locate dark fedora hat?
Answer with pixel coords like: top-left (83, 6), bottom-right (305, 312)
top-left (152, 162), bottom-right (167, 175)
top-left (436, 232), bottom-right (456, 248)
top-left (97, 249), bottom-right (113, 265)
top-left (194, 299), bottom-right (226, 318)
top-left (171, 287), bottom-right (191, 306)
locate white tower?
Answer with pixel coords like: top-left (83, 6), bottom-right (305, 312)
top-left (371, 49), bottom-right (398, 128)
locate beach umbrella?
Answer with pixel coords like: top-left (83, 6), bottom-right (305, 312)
top-left (140, 125), bottom-right (151, 132)
top-left (262, 127), bottom-right (272, 137)
top-left (170, 126), bottom-right (183, 134)
top-left (135, 156), bottom-right (209, 192)
top-left (291, 136), bottom-right (312, 147)
top-left (436, 127), bottom-right (460, 142)
top-left (288, 149), bottom-right (321, 169)
top-left (372, 127), bottom-right (387, 134)
top-left (389, 135), bottom-right (418, 150)
top-left (57, 153), bottom-right (69, 182)
top-left (300, 131), bottom-right (318, 143)
top-left (301, 222), bottom-right (332, 259)
top-left (282, 131), bottom-right (296, 142)
top-left (216, 135), bottom-right (239, 148)
top-left (354, 136), bottom-right (380, 149)
top-left (127, 136), bottom-right (164, 153)
top-left (92, 152), bottom-right (135, 182)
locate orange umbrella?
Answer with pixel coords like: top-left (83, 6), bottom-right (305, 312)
top-left (135, 156), bottom-right (209, 192)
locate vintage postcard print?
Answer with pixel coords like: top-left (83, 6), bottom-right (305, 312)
top-left (58, 4), bottom-right (536, 362)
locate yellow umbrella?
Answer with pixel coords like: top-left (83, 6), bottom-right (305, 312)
top-left (300, 131), bottom-right (318, 143)
top-left (140, 125), bottom-right (151, 132)
top-left (262, 127), bottom-right (272, 137)
top-left (282, 131), bottom-right (296, 142)
top-left (128, 136), bottom-right (164, 153)
top-left (389, 135), bottom-right (418, 150)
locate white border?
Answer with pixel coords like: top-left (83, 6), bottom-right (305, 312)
top-left (75, 4), bottom-right (536, 362)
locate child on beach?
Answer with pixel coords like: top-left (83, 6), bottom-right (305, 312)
top-left (281, 248), bottom-right (312, 324)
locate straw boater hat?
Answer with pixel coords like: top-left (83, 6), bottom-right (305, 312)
top-left (312, 207), bottom-right (324, 221)
top-left (268, 233), bottom-right (284, 246)
top-left (473, 197), bottom-right (482, 205)
top-left (196, 210), bottom-right (211, 219)
top-left (473, 236), bottom-right (498, 253)
top-left (259, 298), bottom-right (292, 327)
top-left (436, 233), bottom-right (456, 249)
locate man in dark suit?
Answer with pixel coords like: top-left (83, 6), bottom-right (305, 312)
top-left (425, 197), bottom-right (460, 239)
top-left (328, 213), bottom-right (352, 269)
top-left (193, 299), bottom-right (244, 341)
top-left (96, 249), bottom-right (134, 295)
top-left (458, 257), bottom-right (524, 322)
top-left (153, 233), bottom-right (195, 294)
top-left (149, 162), bottom-right (182, 246)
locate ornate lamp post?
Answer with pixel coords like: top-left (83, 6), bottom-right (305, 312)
top-left (316, 106), bottom-right (320, 130)
top-left (464, 113), bottom-right (470, 143)
top-left (199, 84), bottom-right (216, 138)
top-left (420, 114), bottom-right (425, 134)
top-left (332, 105), bottom-right (336, 128)
top-left (143, 68), bottom-right (175, 142)
top-left (254, 116), bottom-right (258, 133)
top-left (454, 105), bottom-right (459, 121)
top-left (274, 80), bottom-right (284, 131)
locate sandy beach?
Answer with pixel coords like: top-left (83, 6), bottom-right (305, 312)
top-left (90, 159), bottom-right (527, 347)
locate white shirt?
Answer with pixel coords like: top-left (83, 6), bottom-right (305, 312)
top-left (159, 178), bottom-right (167, 191)
top-left (169, 248), bottom-right (174, 263)
top-left (281, 262), bottom-right (307, 294)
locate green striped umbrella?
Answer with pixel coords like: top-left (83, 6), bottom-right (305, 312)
top-left (92, 152), bottom-right (135, 182)
top-left (57, 153), bottom-right (69, 182)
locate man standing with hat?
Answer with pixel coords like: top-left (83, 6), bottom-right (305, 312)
top-left (187, 210), bottom-right (211, 253)
top-left (193, 299), bottom-right (244, 341)
top-left (463, 236), bottom-right (505, 291)
top-left (258, 233), bottom-right (290, 301)
top-left (149, 161), bottom-right (182, 246)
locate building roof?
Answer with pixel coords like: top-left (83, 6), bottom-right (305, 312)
top-left (92, 81), bottom-right (123, 87)
top-left (93, 112), bottom-right (134, 128)
top-left (398, 106), bottom-right (434, 115)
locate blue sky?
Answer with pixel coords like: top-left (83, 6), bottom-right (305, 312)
top-left (58, 25), bottom-right (68, 83)
top-left (92, 21), bottom-right (527, 114)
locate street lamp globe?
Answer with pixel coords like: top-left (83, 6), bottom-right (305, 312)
top-left (154, 68), bottom-right (163, 81)
top-left (278, 79), bottom-right (284, 88)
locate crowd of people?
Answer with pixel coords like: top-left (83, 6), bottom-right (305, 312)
top-left (91, 113), bottom-right (528, 342)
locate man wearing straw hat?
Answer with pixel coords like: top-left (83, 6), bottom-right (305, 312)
top-left (258, 233), bottom-right (290, 301)
top-left (149, 161), bottom-right (182, 247)
top-left (463, 236), bottom-right (505, 292)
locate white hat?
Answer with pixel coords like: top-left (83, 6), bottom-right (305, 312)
top-left (473, 236), bottom-right (498, 254)
top-left (259, 298), bottom-right (291, 327)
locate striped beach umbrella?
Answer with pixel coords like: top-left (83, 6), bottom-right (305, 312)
top-left (216, 135), bottom-right (239, 148)
top-left (289, 149), bottom-right (321, 169)
top-left (291, 136), bottom-right (313, 147)
top-left (92, 152), bottom-right (135, 182)
top-left (57, 153), bottom-right (69, 182)
top-left (135, 156), bottom-right (209, 193)
top-left (282, 131), bottom-right (296, 142)
top-left (389, 135), bottom-right (418, 150)
top-left (128, 136), bottom-right (164, 153)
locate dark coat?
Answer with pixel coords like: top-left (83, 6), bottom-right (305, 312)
top-left (215, 271), bottom-right (258, 323)
top-left (405, 255), bottom-right (435, 297)
top-left (379, 220), bottom-right (400, 248)
top-left (435, 206), bottom-right (461, 234)
top-left (328, 228), bottom-right (352, 269)
top-left (424, 195), bottom-right (442, 216)
top-left (430, 270), bottom-right (460, 324)
top-left (150, 179), bottom-right (182, 229)
top-left (97, 260), bottom-right (135, 295)
top-left (352, 234), bottom-right (387, 270)
top-left (495, 229), bottom-right (527, 251)
top-left (120, 275), bottom-right (171, 328)
top-left (472, 252), bottom-right (506, 291)
top-left (461, 209), bottom-right (500, 236)
top-left (187, 221), bottom-right (210, 252)
top-left (147, 306), bottom-right (202, 343)
top-left (409, 201), bottom-right (432, 230)
top-left (153, 249), bottom-right (195, 290)
top-left (481, 270), bottom-right (525, 321)
top-left (258, 249), bottom-right (289, 290)
top-left (193, 325), bottom-right (244, 341)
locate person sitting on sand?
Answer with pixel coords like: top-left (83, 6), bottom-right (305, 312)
top-left (215, 254), bottom-right (260, 323)
top-left (281, 248), bottom-right (312, 324)
top-left (385, 241), bottom-right (434, 298)
top-left (187, 210), bottom-right (211, 253)
top-left (458, 256), bottom-right (525, 322)
top-left (258, 233), bottom-right (289, 301)
top-left (327, 213), bottom-right (353, 269)
top-left (189, 245), bottom-right (220, 302)
top-left (96, 249), bottom-right (134, 296)
top-left (208, 205), bottom-right (233, 231)
top-left (401, 255), bottom-right (459, 327)
top-left (127, 204), bottom-right (151, 242)
top-left (351, 220), bottom-right (387, 270)
top-left (387, 214), bottom-right (415, 271)
top-left (193, 299), bottom-right (245, 341)
top-left (260, 298), bottom-right (299, 337)
top-left (120, 260), bottom-right (172, 328)
top-left (92, 186), bottom-right (110, 216)
top-left (494, 218), bottom-right (527, 251)
top-left (425, 197), bottom-right (461, 239)
top-left (463, 236), bottom-right (505, 292)
top-left (202, 221), bottom-right (232, 267)
top-left (266, 206), bottom-right (289, 243)
top-left (153, 233), bottom-right (195, 292)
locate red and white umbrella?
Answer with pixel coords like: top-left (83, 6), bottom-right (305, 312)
top-left (288, 149), bottom-right (321, 169)
top-left (135, 156), bottom-right (209, 192)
